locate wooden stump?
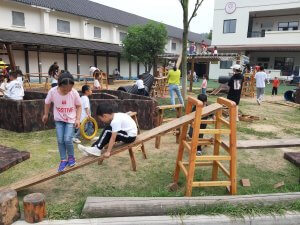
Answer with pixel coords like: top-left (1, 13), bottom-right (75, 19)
top-left (0, 189), bottom-right (20, 225)
top-left (23, 193), bottom-right (46, 223)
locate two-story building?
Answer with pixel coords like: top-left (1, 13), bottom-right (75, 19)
top-left (0, 0), bottom-right (208, 78)
top-left (210, 0), bottom-right (300, 79)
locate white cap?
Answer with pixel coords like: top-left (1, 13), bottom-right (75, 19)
top-left (230, 64), bottom-right (242, 71)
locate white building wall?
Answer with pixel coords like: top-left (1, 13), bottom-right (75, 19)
top-left (97, 56), bottom-right (106, 71)
top-left (209, 62), bottom-right (234, 80)
top-left (86, 20), bottom-right (112, 43)
top-left (40, 52), bottom-right (64, 74)
top-left (109, 57), bottom-right (118, 75)
top-left (0, 0), bottom-right (41, 33)
top-left (80, 55), bottom-right (93, 75)
top-left (67, 54), bottom-right (77, 75)
top-left (120, 58), bottom-right (129, 77)
top-left (48, 11), bottom-right (81, 38)
top-left (212, 0), bottom-right (300, 46)
top-left (28, 51), bottom-right (38, 74)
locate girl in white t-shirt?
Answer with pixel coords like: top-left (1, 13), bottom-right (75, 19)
top-left (93, 71), bottom-right (101, 90)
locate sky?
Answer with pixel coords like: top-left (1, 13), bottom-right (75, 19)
top-left (91, 0), bottom-right (214, 34)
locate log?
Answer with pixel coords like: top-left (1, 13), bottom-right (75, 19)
top-left (0, 189), bottom-right (20, 225)
top-left (82, 192), bottom-right (300, 218)
top-left (23, 193), bottom-right (46, 223)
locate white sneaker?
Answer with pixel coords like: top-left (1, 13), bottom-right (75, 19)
top-left (73, 138), bottom-right (81, 144)
top-left (78, 144), bottom-right (101, 156)
top-left (256, 99), bottom-right (261, 105)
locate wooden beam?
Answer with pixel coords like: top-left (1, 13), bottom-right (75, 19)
top-left (192, 181), bottom-right (231, 187)
top-left (5, 43), bottom-right (16, 71)
top-left (189, 57), bottom-right (195, 92)
top-left (137, 62), bottom-right (140, 75)
top-left (129, 59), bottom-right (132, 80)
top-left (106, 52), bottom-right (109, 75)
top-left (64, 48), bottom-right (68, 71)
top-left (24, 45), bottom-right (29, 74)
top-left (76, 49), bottom-right (80, 80)
top-left (37, 46), bottom-right (42, 84)
top-left (94, 52), bottom-right (97, 67)
top-left (117, 53), bottom-right (121, 73)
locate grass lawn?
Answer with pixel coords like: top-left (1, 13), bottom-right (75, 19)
top-left (0, 83), bottom-right (299, 219)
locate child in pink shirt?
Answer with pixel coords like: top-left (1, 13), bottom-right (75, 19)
top-left (201, 75), bottom-right (208, 95)
top-left (42, 72), bottom-right (82, 172)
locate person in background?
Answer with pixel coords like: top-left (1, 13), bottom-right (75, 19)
top-left (255, 65), bottom-right (267, 105)
top-left (272, 76), bottom-right (280, 96)
top-left (201, 75), bottom-right (208, 95)
top-left (73, 85), bottom-right (93, 144)
top-left (89, 66), bottom-right (100, 77)
top-left (136, 74), bottom-right (145, 96)
top-left (200, 40), bottom-right (207, 53)
top-left (213, 46), bottom-right (218, 55)
top-left (93, 71), bottom-right (101, 90)
top-left (227, 64), bottom-right (244, 121)
top-left (1, 70), bottom-right (24, 100)
top-left (0, 58), bottom-right (7, 72)
top-left (42, 72), bottom-right (82, 172)
top-left (167, 53), bottom-right (184, 106)
top-left (193, 71), bottom-right (198, 82)
top-left (48, 62), bottom-right (60, 88)
top-left (266, 71), bottom-right (271, 84)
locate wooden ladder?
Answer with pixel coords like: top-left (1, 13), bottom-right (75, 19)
top-left (173, 96), bottom-right (237, 196)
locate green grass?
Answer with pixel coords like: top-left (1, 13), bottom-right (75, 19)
top-left (169, 201), bottom-right (300, 218)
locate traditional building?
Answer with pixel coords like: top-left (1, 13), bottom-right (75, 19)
top-left (210, 0), bottom-right (300, 79)
top-left (0, 0), bottom-right (208, 78)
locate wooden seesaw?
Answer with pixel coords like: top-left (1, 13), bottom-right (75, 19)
top-left (1, 97), bottom-right (236, 194)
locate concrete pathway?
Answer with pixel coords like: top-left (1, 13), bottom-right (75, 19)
top-left (13, 213), bottom-right (300, 225)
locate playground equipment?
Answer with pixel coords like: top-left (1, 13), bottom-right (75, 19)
top-left (80, 117), bottom-right (98, 140)
top-left (118, 73), bottom-right (154, 96)
top-left (1, 102), bottom-right (223, 191)
top-left (155, 104), bottom-right (183, 149)
top-left (151, 76), bottom-right (168, 98)
top-left (172, 96), bottom-right (237, 196)
top-left (241, 72), bottom-right (255, 98)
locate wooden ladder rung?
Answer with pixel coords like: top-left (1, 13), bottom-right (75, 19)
top-left (196, 155), bottom-right (231, 161)
top-left (199, 129), bottom-right (231, 135)
top-left (201, 120), bottom-right (216, 125)
top-left (183, 161), bottom-right (213, 166)
top-left (192, 181), bottom-right (231, 187)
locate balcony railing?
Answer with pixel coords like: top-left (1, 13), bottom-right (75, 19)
top-left (247, 31), bottom-right (266, 38)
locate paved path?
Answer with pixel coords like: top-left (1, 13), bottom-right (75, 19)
top-left (12, 213), bottom-right (300, 225)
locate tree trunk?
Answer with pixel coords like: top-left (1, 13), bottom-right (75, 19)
top-left (181, 1), bottom-right (189, 100)
top-left (0, 189), bottom-right (20, 225)
top-left (23, 193), bottom-right (46, 223)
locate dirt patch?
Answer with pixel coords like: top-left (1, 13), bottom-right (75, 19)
top-left (250, 124), bottom-right (278, 133)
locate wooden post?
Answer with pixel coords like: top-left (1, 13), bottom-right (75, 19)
top-left (0, 189), bottom-right (20, 225)
top-left (205, 62), bottom-right (209, 79)
top-left (117, 53), bottom-right (121, 73)
top-left (37, 46), bottom-right (42, 84)
top-left (23, 193), bottom-right (46, 223)
top-left (94, 52), bottom-right (97, 67)
top-left (212, 108), bottom-right (222, 181)
top-left (128, 148), bottom-right (137, 171)
top-left (76, 49), bottom-right (80, 81)
top-left (229, 102), bottom-right (237, 195)
top-left (129, 59), bottom-right (132, 80)
top-left (189, 57), bottom-right (195, 92)
top-left (5, 43), bottom-right (16, 71)
top-left (24, 45), bottom-right (30, 75)
top-left (137, 62), bottom-right (140, 76)
top-left (106, 52), bottom-right (109, 75)
top-left (64, 48), bottom-right (68, 71)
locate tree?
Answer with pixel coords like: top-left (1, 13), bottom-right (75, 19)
top-left (207, 30), bottom-right (212, 40)
top-left (122, 22), bottom-right (168, 74)
top-left (179, 0), bottom-right (205, 99)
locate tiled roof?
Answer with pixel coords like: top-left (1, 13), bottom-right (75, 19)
top-left (0, 29), bottom-right (122, 52)
top-left (11, 0), bottom-right (209, 44)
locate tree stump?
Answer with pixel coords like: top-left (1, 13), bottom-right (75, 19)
top-left (0, 189), bottom-right (20, 225)
top-left (23, 193), bottom-right (46, 223)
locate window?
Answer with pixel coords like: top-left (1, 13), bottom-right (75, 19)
top-left (12, 11), bottom-right (25, 27)
top-left (94, 26), bottom-right (102, 39)
top-left (274, 57), bottom-right (294, 76)
top-left (223, 19), bottom-right (236, 33)
top-left (278, 22), bottom-right (298, 31)
top-left (220, 61), bottom-right (233, 69)
top-left (57, 19), bottom-right (70, 33)
top-left (171, 42), bottom-right (176, 51)
top-left (119, 32), bottom-right (127, 42)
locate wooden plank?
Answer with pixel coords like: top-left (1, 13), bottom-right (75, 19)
top-left (196, 155), bottom-right (231, 161)
top-left (192, 181), bottom-right (231, 187)
top-left (237, 139), bottom-right (300, 149)
top-left (2, 103), bottom-right (223, 191)
top-left (284, 152), bottom-right (300, 167)
top-left (274, 181), bottom-right (285, 189)
top-left (199, 129), bottom-right (231, 135)
top-left (182, 162), bottom-right (213, 166)
top-left (82, 192), bottom-right (300, 218)
top-left (158, 104), bottom-right (183, 110)
top-left (178, 161), bottom-right (188, 177)
top-left (216, 161), bottom-right (230, 178)
top-left (182, 140), bottom-right (191, 153)
top-left (241, 179), bottom-right (251, 187)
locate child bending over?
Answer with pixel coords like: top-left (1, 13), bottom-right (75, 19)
top-left (42, 72), bottom-right (82, 172)
top-left (1, 70), bottom-right (24, 100)
top-left (136, 74), bottom-right (146, 96)
top-left (78, 105), bottom-right (137, 158)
